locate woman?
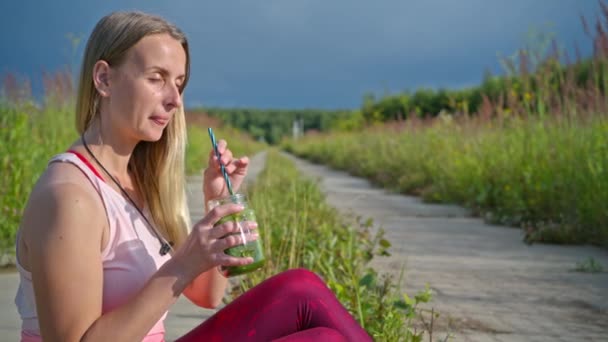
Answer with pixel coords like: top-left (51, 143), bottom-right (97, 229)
top-left (14, 10), bottom-right (372, 342)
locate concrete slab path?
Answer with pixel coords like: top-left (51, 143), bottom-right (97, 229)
top-left (284, 152), bottom-right (608, 342)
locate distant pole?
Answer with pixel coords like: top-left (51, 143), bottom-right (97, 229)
top-left (293, 118), bottom-right (302, 140)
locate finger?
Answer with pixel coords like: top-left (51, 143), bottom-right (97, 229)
top-left (218, 231), bottom-right (259, 251)
top-left (234, 156), bottom-right (249, 168)
top-left (208, 221), bottom-right (235, 240)
top-left (209, 221), bottom-right (258, 239)
top-left (247, 221), bottom-right (258, 229)
top-left (208, 144), bottom-right (217, 161)
top-left (207, 152), bottom-right (220, 172)
top-left (225, 157), bottom-right (249, 174)
top-left (219, 150), bottom-right (233, 168)
top-left (224, 161), bottom-right (238, 174)
top-left (203, 203), bottom-right (244, 227)
top-left (210, 220), bottom-right (257, 240)
top-left (207, 139), bottom-right (227, 165)
top-left (217, 254), bottom-right (254, 267)
top-left (236, 220), bottom-right (258, 233)
top-left (217, 139), bottom-right (228, 154)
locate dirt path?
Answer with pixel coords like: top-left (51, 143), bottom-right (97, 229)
top-left (284, 152), bottom-right (608, 342)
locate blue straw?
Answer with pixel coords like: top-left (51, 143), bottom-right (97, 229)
top-left (208, 128), bottom-right (234, 195)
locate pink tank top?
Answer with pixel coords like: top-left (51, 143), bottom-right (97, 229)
top-left (14, 152), bottom-right (172, 342)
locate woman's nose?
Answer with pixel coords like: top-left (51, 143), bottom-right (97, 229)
top-left (164, 82), bottom-right (182, 109)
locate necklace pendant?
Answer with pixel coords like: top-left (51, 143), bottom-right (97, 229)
top-left (159, 243), bottom-right (171, 256)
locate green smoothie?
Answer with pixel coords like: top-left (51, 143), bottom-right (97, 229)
top-left (212, 197), bottom-right (266, 277)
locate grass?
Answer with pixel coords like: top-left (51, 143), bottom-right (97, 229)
top-left (0, 99), bottom-right (77, 254)
top-left (573, 257), bottom-right (605, 274)
top-left (184, 111), bottom-right (265, 174)
top-left (283, 112), bottom-right (608, 247)
top-left (224, 149), bottom-right (434, 341)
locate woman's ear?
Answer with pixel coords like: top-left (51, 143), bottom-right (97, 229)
top-left (92, 60), bottom-right (111, 97)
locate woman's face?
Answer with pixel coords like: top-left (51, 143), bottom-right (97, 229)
top-left (104, 33), bottom-right (187, 142)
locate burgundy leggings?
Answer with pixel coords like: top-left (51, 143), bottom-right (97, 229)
top-left (175, 268), bottom-right (372, 341)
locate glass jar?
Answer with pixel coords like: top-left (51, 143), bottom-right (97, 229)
top-left (207, 193), bottom-right (266, 277)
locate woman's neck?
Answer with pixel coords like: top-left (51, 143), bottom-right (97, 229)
top-left (82, 121), bottom-right (138, 181)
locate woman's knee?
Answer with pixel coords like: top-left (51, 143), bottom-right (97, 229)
top-left (272, 268), bottom-right (330, 297)
top-left (280, 268), bottom-right (325, 285)
top-left (272, 327), bottom-right (347, 342)
top-left (254, 268), bottom-right (332, 301)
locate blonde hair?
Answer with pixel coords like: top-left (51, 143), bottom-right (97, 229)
top-left (75, 11), bottom-right (191, 247)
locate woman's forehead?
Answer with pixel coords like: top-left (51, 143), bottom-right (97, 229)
top-left (125, 33), bottom-right (186, 74)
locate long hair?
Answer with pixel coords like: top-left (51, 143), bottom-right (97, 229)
top-left (75, 11), bottom-right (191, 247)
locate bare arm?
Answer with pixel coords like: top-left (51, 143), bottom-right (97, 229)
top-left (184, 139), bottom-right (251, 308)
top-left (182, 268), bottom-right (228, 308)
top-left (182, 214), bottom-right (259, 308)
top-left (22, 172), bottom-right (253, 341)
top-left (24, 181), bottom-right (190, 342)
top-left (169, 204), bottom-right (257, 310)
top-left (182, 197), bottom-right (229, 309)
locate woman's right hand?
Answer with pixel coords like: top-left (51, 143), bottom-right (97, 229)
top-left (173, 202), bottom-right (258, 280)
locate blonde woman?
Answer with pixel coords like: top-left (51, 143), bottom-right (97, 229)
top-left (13, 11), bottom-right (371, 342)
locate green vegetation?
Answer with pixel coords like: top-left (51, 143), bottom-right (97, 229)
top-left (359, 13), bottom-right (608, 125)
top-left (227, 150), bottom-right (433, 341)
top-left (284, 113), bottom-right (607, 247)
top-left (0, 99), bottom-right (76, 253)
top-left (358, 57), bottom-right (602, 123)
top-left (282, 7), bottom-right (608, 247)
top-left (184, 113), bottom-right (265, 174)
top-left (1, 71), bottom-right (77, 253)
top-left (189, 107), bottom-right (356, 144)
top-left (574, 257), bottom-right (605, 274)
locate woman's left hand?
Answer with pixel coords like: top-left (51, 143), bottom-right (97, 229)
top-left (203, 139), bottom-right (249, 201)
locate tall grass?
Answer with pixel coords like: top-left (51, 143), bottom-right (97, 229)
top-left (284, 113), bottom-right (607, 246)
top-left (184, 112), bottom-right (265, 174)
top-left (226, 150), bottom-right (433, 341)
top-left (0, 72), bottom-right (77, 254)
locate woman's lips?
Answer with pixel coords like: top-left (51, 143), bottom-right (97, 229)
top-left (150, 116), bottom-right (169, 126)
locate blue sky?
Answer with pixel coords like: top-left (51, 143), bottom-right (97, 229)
top-left (0, 0), bottom-right (601, 109)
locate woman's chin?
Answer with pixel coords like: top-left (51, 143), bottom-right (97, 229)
top-left (139, 131), bottom-right (164, 143)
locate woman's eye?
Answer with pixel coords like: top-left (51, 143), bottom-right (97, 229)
top-left (148, 76), bottom-right (166, 89)
top-left (148, 72), bottom-right (164, 81)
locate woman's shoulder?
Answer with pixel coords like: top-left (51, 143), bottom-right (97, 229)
top-left (21, 156), bottom-right (106, 238)
top-left (17, 153), bottom-right (108, 273)
top-left (33, 155), bottom-right (99, 199)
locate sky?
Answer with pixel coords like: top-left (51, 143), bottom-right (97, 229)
top-left (0, 0), bottom-right (601, 109)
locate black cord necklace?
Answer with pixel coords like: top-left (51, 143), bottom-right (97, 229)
top-left (81, 136), bottom-right (173, 256)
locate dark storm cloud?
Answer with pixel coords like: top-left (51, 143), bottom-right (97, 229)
top-left (0, 0), bottom-right (600, 108)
